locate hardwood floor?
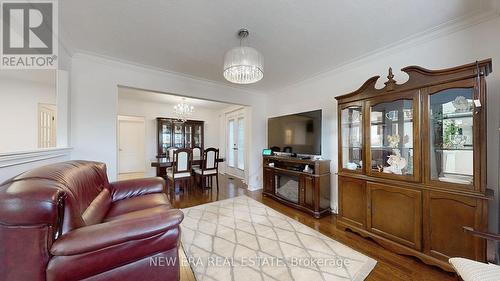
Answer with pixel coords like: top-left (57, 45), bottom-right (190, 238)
top-left (173, 174), bottom-right (458, 281)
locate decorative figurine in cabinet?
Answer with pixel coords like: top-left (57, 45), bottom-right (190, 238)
top-left (335, 60), bottom-right (492, 271)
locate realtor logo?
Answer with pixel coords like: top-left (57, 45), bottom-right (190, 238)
top-left (1, 0), bottom-right (58, 69)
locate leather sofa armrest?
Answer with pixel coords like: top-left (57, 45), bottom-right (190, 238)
top-left (50, 208), bottom-right (183, 256)
top-left (0, 180), bottom-right (66, 228)
top-left (108, 177), bottom-right (165, 202)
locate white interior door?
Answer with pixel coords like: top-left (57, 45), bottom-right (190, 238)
top-left (38, 103), bottom-right (57, 149)
top-left (226, 109), bottom-right (245, 179)
top-left (118, 116), bottom-right (145, 174)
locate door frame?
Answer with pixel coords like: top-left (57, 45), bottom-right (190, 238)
top-left (117, 115), bottom-right (146, 175)
top-left (223, 106), bottom-right (248, 181)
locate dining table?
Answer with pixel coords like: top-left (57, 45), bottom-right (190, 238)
top-left (151, 156), bottom-right (225, 177)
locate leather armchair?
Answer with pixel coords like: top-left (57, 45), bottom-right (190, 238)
top-left (0, 161), bottom-right (184, 281)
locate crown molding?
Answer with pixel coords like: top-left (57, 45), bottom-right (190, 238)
top-left (71, 51), bottom-right (269, 98)
top-left (275, 8), bottom-right (500, 94)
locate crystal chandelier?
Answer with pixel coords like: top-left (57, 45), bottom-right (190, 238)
top-left (173, 98), bottom-right (194, 122)
top-left (223, 28), bottom-right (264, 84)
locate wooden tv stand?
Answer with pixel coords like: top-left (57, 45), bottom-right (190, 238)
top-left (262, 156), bottom-right (331, 218)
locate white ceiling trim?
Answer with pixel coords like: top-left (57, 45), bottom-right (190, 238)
top-left (71, 51), bottom-right (268, 97)
top-left (275, 8), bottom-right (500, 94)
top-left (118, 85), bottom-right (248, 108)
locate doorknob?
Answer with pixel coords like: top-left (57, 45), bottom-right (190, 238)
top-left (119, 148), bottom-right (123, 151)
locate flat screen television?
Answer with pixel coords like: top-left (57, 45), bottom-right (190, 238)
top-left (267, 110), bottom-right (322, 155)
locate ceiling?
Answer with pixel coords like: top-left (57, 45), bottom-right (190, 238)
top-left (118, 87), bottom-right (233, 110)
top-left (61, 0), bottom-right (495, 92)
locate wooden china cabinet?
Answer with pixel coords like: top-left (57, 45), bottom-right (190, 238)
top-left (335, 59), bottom-right (492, 271)
top-left (156, 118), bottom-right (204, 156)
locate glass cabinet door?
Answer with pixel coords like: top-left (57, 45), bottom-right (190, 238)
top-left (174, 123), bottom-right (184, 148)
top-left (428, 88), bottom-right (474, 185)
top-left (369, 98), bottom-right (415, 178)
top-left (184, 124), bottom-right (193, 148)
top-left (160, 121), bottom-right (172, 155)
top-left (340, 105), bottom-right (363, 172)
top-left (193, 124), bottom-right (202, 148)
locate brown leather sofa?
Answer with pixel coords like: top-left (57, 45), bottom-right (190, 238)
top-left (0, 160), bottom-right (184, 281)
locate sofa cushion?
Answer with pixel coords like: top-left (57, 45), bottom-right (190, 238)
top-left (82, 189), bottom-right (112, 225)
top-left (48, 228), bottom-right (180, 281)
top-left (48, 206), bottom-right (183, 281)
top-left (71, 248), bottom-right (179, 281)
top-left (104, 193), bottom-right (171, 221)
top-left (48, 229), bottom-right (180, 281)
top-left (51, 206), bottom-right (183, 256)
top-left (108, 177), bottom-right (165, 202)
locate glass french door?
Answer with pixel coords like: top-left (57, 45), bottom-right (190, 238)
top-left (226, 109), bottom-right (245, 179)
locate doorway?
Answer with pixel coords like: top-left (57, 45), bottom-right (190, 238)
top-left (225, 108), bottom-right (245, 179)
top-left (117, 115), bottom-right (146, 176)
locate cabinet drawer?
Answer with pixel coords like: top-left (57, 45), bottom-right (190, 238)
top-left (367, 182), bottom-right (422, 250)
top-left (338, 176), bottom-right (366, 229)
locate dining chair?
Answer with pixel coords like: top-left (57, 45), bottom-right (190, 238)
top-left (166, 148), bottom-right (192, 193)
top-left (167, 147), bottom-right (178, 160)
top-left (194, 148), bottom-right (219, 191)
top-left (192, 146), bottom-right (202, 170)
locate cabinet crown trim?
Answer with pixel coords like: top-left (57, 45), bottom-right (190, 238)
top-left (335, 59), bottom-right (492, 103)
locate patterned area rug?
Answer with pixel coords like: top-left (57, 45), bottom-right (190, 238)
top-left (180, 196), bottom-right (376, 281)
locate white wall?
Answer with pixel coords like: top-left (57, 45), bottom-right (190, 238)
top-left (268, 17), bottom-right (500, 234)
top-left (118, 96), bottom-right (227, 176)
top-left (70, 53), bottom-right (268, 188)
top-left (0, 69), bottom-right (71, 182)
top-left (0, 73), bottom-right (56, 153)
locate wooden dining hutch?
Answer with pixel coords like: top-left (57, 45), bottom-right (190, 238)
top-left (335, 59), bottom-right (492, 271)
top-left (156, 118), bottom-right (204, 156)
